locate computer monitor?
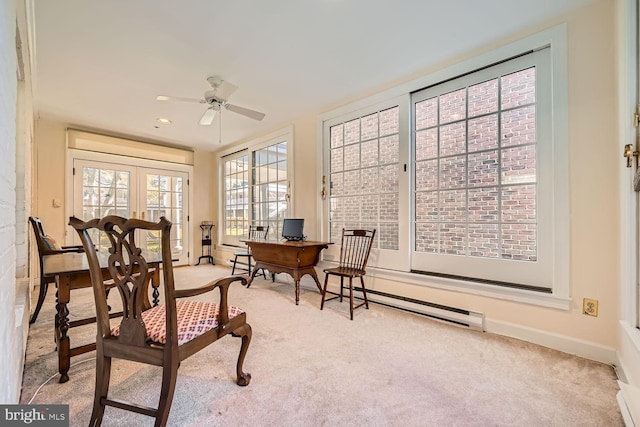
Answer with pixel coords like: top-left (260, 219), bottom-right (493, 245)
top-left (282, 218), bottom-right (305, 241)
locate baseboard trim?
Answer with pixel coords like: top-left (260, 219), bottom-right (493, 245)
top-left (486, 318), bottom-right (617, 365)
top-left (618, 382), bottom-right (639, 427)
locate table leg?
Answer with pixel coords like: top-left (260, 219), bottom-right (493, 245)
top-left (245, 262), bottom-right (262, 288)
top-left (55, 275), bottom-right (71, 383)
top-left (308, 269), bottom-right (324, 294)
top-left (293, 269), bottom-right (323, 305)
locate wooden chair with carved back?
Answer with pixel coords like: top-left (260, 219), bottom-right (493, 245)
top-left (320, 229), bottom-right (376, 320)
top-left (28, 216), bottom-right (85, 324)
top-left (70, 215), bottom-right (252, 427)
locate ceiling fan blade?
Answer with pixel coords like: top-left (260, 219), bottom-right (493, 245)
top-left (215, 81), bottom-right (238, 101)
top-left (199, 107), bottom-right (217, 125)
top-left (157, 95), bottom-right (206, 103)
top-left (206, 77), bottom-right (238, 101)
top-left (225, 103), bottom-right (266, 121)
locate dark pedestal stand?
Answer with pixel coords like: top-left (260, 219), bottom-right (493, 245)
top-left (196, 223), bottom-right (215, 265)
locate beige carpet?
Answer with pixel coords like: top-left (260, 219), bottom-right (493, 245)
top-left (21, 265), bottom-right (623, 426)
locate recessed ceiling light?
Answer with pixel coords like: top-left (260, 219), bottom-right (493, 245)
top-left (156, 117), bottom-right (172, 125)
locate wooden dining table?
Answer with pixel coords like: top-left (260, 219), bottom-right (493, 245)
top-left (42, 250), bottom-right (164, 383)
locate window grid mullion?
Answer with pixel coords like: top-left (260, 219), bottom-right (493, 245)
top-left (497, 72), bottom-right (504, 258)
top-left (465, 86), bottom-right (470, 257)
top-left (436, 94), bottom-right (442, 254)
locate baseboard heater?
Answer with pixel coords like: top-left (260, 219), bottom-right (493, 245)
top-left (349, 287), bottom-right (484, 332)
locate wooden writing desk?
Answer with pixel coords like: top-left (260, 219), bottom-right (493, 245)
top-left (243, 239), bottom-right (330, 305)
top-left (42, 251), bottom-right (162, 383)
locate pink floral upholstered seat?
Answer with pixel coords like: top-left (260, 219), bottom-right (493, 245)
top-left (111, 300), bottom-right (245, 346)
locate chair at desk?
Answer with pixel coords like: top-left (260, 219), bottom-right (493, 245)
top-left (232, 224), bottom-right (269, 279)
top-left (320, 229), bottom-right (376, 320)
top-left (70, 215), bottom-right (252, 426)
top-left (28, 216), bottom-right (85, 324)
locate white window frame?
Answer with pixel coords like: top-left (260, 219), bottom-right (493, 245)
top-left (618, 0), bottom-right (640, 382)
top-left (321, 97), bottom-right (410, 271)
top-left (218, 126), bottom-right (294, 247)
top-left (220, 151), bottom-right (250, 247)
top-left (410, 49), bottom-right (553, 289)
top-left (318, 25), bottom-right (569, 309)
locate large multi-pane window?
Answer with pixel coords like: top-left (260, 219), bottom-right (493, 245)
top-left (328, 106), bottom-right (400, 251)
top-left (221, 129), bottom-right (292, 246)
top-left (223, 155), bottom-right (249, 237)
top-left (252, 142), bottom-right (288, 239)
top-left (325, 47), bottom-right (561, 290)
top-left (414, 68), bottom-right (537, 260)
top-left (411, 50), bottom-right (552, 288)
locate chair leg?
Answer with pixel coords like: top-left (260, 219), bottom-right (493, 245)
top-left (89, 352), bottom-right (112, 427)
top-left (105, 287), bottom-right (112, 312)
top-left (360, 276), bottom-right (369, 309)
top-left (349, 277), bottom-right (355, 320)
top-left (232, 324), bottom-right (252, 386)
top-left (339, 277), bottom-right (344, 302)
top-left (155, 361), bottom-right (179, 427)
top-left (320, 274), bottom-right (330, 310)
top-left (29, 279), bottom-right (49, 324)
top-left (232, 255), bottom-right (239, 275)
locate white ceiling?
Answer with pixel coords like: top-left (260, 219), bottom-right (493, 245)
top-left (33, 0), bottom-right (595, 152)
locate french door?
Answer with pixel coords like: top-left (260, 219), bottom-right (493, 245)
top-left (72, 159), bottom-right (189, 265)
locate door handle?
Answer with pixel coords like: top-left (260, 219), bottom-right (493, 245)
top-left (624, 144), bottom-right (639, 168)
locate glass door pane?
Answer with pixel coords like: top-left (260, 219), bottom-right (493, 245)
top-left (139, 168), bottom-right (189, 265)
top-left (73, 159), bottom-right (137, 249)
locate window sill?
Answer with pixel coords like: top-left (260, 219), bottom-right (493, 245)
top-left (318, 261), bottom-right (571, 310)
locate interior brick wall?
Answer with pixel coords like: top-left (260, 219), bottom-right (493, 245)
top-left (0, 0), bottom-right (22, 403)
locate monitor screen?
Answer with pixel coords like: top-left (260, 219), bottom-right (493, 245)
top-left (282, 218), bottom-right (305, 241)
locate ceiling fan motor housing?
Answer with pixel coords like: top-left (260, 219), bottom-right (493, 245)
top-left (204, 90), bottom-right (225, 105)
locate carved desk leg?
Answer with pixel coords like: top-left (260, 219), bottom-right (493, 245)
top-left (245, 262), bottom-right (263, 288)
top-left (55, 274), bottom-right (72, 383)
top-left (294, 279), bottom-right (301, 305)
top-left (308, 269), bottom-right (324, 294)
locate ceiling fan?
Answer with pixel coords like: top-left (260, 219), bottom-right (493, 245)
top-left (156, 76), bottom-right (266, 125)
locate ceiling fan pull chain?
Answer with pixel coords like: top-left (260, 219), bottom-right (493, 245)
top-left (219, 109), bottom-right (222, 144)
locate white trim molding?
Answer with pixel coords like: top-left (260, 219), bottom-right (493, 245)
top-left (487, 318), bottom-right (617, 365)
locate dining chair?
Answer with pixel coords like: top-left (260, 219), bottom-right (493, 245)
top-left (232, 224), bottom-right (269, 279)
top-left (70, 215), bottom-right (252, 427)
top-left (28, 216), bottom-right (85, 324)
top-left (320, 229), bottom-right (376, 320)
